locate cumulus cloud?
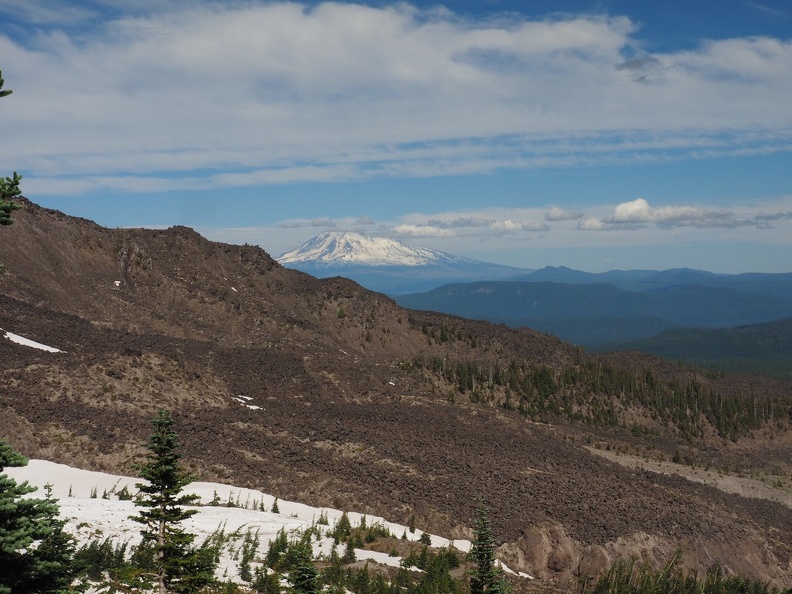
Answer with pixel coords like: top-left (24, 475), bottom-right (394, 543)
top-left (578, 197), bottom-right (787, 231)
top-left (546, 206), bottom-right (584, 221)
top-left (609, 198), bottom-right (746, 227)
top-left (0, 1), bottom-right (790, 192)
top-left (608, 198), bottom-right (656, 222)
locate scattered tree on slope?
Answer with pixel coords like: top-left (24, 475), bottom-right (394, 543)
top-left (132, 410), bottom-right (218, 593)
top-left (408, 348), bottom-right (792, 441)
top-left (469, 502), bottom-right (509, 594)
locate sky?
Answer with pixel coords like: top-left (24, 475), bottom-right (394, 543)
top-left (1, 0), bottom-right (791, 273)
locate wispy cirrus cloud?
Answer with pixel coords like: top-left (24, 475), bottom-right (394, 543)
top-left (1, 1), bottom-right (791, 194)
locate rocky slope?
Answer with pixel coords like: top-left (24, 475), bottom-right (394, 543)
top-left (1, 199), bottom-right (791, 589)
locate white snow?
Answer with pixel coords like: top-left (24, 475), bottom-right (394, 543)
top-left (231, 395), bottom-right (263, 411)
top-left (1, 328), bottom-right (63, 353)
top-left (4, 460), bottom-right (480, 586)
top-left (277, 232), bottom-right (472, 268)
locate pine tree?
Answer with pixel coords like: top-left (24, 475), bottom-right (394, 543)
top-left (131, 410), bottom-right (215, 593)
top-left (289, 545), bottom-right (319, 594)
top-left (0, 441), bottom-right (76, 594)
top-left (469, 502), bottom-right (508, 594)
top-left (0, 71), bottom-right (22, 229)
top-left (0, 171), bottom-right (22, 225)
top-left (341, 538), bottom-right (356, 564)
top-left (266, 527), bottom-right (289, 569)
top-left (252, 567), bottom-right (281, 594)
top-left (0, 70), bottom-right (11, 99)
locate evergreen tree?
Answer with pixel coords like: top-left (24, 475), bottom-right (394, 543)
top-left (266, 527), bottom-right (289, 569)
top-left (0, 171), bottom-right (22, 225)
top-left (322, 542), bottom-right (344, 586)
top-left (0, 71), bottom-right (22, 228)
top-left (253, 567), bottom-right (281, 594)
top-left (341, 538), bottom-right (356, 564)
top-left (469, 502), bottom-right (508, 594)
top-left (0, 72), bottom-right (21, 267)
top-left (0, 441), bottom-right (76, 594)
top-left (131, 410), bottom-right (215, 593)
top-left (331, 511), bottom-right (352, 542)
top-left (0, 70), bottom-right (11, 98)
top-left (289, 544), bottom-right (319, 594)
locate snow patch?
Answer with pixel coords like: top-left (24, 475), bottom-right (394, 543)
top-left (1, 329), bottom-right (63, 353)
top-left (232, 395), bottom-right (260, 411)
top-left (5, 460), bottom-right (478, 584)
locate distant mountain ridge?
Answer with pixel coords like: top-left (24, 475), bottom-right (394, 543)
top-left (594, 318), bottom-right (792, 382)
top-left (513, 266), bottom-right (792, 299)
top-left (395, 277), bottom-right (792, 347)
top-left (277, 231), bottom-right (531, 294)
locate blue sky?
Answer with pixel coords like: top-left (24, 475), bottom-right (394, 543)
top-left (1, 0), bottom-right (791, 272)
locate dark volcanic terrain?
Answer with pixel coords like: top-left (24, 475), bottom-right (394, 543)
top-left (2, 199), bottom-right (792, 588)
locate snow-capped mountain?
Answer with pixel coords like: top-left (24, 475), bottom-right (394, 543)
top-left (277, 231), bottom-right (473, 268)
top-left (277, 232), bottom-right (532, 294)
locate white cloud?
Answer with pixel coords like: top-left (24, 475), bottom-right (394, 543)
top-left (393, 214), bottom-right (548, 238)
top-left (575, 197), bottom-right (789, 231)
top-left (606, 197), bottom-right (746, 227)
top-left (391, 224), bottom-right (457, 238)
top-left (608, 198), bottom-right (656, 222)
top-left (0, 2), bottom-right (790, 191)
top-left (577, 217), bottom-right (616, 231)
top-left (546, 206), bottom-right (584, 221)
top-left (491, 219), bottom-right (549, 232)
